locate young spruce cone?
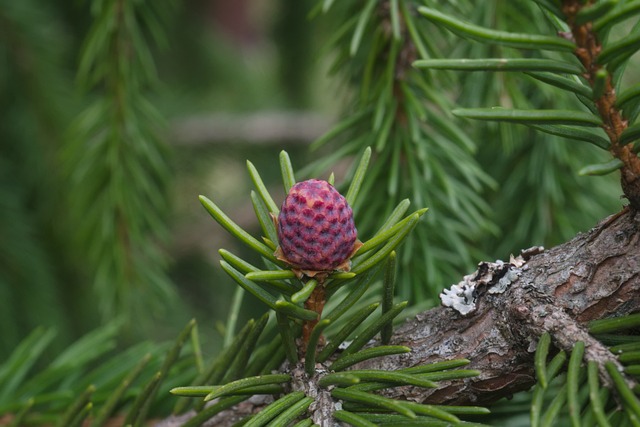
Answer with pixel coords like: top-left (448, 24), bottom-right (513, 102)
top-left (275, 179), bottom-right (361, 276)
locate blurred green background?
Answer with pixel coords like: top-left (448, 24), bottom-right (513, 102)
top-left (0, 0), bottom-right (622, 363)
top-left (0, 0), bottom-right (341, 361)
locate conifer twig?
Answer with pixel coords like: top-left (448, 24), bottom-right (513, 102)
top-left (562, 0), bottom-right (640, 208)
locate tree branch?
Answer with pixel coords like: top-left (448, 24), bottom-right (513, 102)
top-left (169, 111), bottom-right (332, 146)
top-left (157, 208), bottom-right (640, 425)
top-left (361, 207), bottom-right (640, 404)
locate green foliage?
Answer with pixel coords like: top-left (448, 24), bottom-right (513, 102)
top-left (306, 0), bottom-right (498, 304)
top-left (198, 149), bottom-right (422, 360)
top-left (66, 0), bottom-right (177, 322)
top-left (0, 0), bottom-right (198, 364)
top-left (490, 314), bottom-right (640, 427)
top-left (0, 321), bottom-right (199, 425)
top-left (415, 1), bottom-right (619, 257)
top-left (0, 0), bottom-right (77, 360)
top-left (424, 0), bottom-right (621, 258)
top-left (171, 315), bottom-right (484, 425)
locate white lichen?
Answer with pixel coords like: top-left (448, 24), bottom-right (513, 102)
top-left (489, 266), bottom-right (522, 294)
top-left (440, 274), bottom-right (477, 315)
top-left (440, 250), bottom-right (534, 314)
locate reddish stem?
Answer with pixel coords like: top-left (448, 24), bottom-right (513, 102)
top-left (562, 0), bottom-right (640, 208)
top-left (302, 285), bottom-right (326, 348)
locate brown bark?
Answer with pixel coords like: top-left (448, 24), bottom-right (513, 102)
top-left (157, 208), bottom-right (640, 426)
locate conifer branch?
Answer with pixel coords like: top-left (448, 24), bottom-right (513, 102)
top-left (156, 204), bottom-right (639, 425)
top-left (311, 0), bottom-right (496, 300)
top-left (68, 0), bottom-right (175, 320)
top-left (563, 0), bottom-right (640, 208)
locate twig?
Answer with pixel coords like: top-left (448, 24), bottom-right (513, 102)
top-left (170, 111), bottom-right (333, 146)
top-left (562, 0), bottom-right (640, 208)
